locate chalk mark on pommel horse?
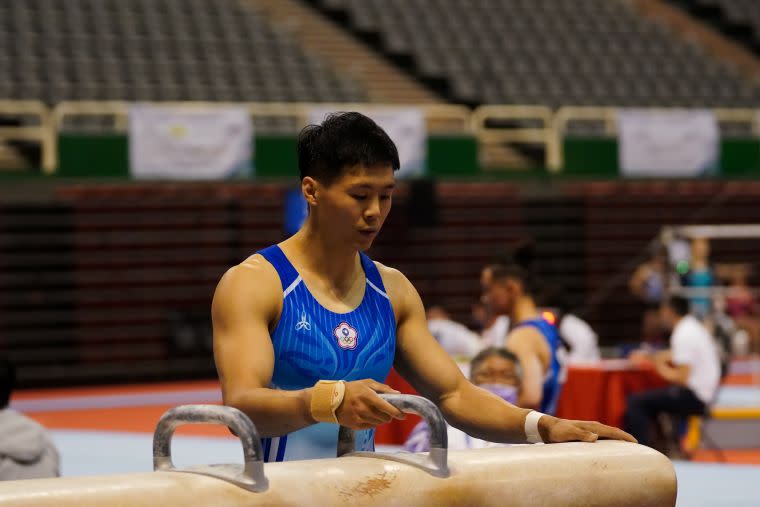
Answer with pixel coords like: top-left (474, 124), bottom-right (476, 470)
top-left (0, 395), bottom-right (678, 506)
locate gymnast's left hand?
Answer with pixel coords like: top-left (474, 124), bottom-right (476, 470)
top-left (538, 415), bottom-right (638, 444)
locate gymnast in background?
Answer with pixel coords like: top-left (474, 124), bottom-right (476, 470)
top-left (481, 243), bottom-right (565, 414)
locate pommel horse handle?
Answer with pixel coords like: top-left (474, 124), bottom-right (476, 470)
top-left (153, 404), bottom-right (269, 492)
top-left (338, 394), bottom-right (450, 478)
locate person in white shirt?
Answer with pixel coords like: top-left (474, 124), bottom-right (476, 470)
top-left (426, 305), bottom-right (483, 359)
top-left (558, 313), bottom-right (601, 364)
top-left (481, 315), bottom-right (510, 348)
top-left (623, 296), bottom-right (721, 447)
top-left (541, 288), bottom-right (599, 364)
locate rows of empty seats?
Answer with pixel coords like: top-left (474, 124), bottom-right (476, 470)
top-left (0, 0), bottom-right (366, 109)
top-left (318, 0), bottom-right (760, 108)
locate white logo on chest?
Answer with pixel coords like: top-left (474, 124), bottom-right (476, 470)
top-left (333, 322), bottom-right (358, 350)
top-left (295, 311), bottom-right (311, 331)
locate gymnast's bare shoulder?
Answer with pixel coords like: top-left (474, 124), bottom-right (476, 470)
top-left (212, 254), bottom-right (283, 330)
top-left (372, 261), bottom-right (413, 318)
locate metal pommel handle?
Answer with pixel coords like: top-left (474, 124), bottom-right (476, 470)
top-left (339, 394), bottom-right (449, 478)
top-left (153, 404), bottom-right (268, 492)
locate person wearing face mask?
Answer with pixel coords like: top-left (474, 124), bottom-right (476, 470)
top-left (403, 347), bottom-right (522, 451)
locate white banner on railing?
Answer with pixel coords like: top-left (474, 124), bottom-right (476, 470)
top-left (617, 109), bottom-right (719, 177)
top-left (308, 107), bottom-right (426, 178)
top-left (129, 104), bottom-right (252, 180)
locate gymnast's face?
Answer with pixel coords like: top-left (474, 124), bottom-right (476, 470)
top-left (305, 164), bottom-right (395, 251)
top-left (485, 277), bottom-right (520, 316)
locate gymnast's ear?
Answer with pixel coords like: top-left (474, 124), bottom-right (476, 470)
top-left (302, 177), bottom-right (318, 207)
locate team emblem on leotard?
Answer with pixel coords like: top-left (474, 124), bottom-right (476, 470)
top-left (333, 322), bottom-right (358, 350)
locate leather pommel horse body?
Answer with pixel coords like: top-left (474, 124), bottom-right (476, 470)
top-left (0, 397), bottom-right (677, 506)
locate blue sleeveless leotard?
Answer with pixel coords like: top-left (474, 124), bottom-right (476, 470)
top-left (257, 245), bottom-right (396, 461)
top-left (510, 318), bottom-right (564, 415)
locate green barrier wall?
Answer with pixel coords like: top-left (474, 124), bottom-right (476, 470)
top-left (46, 134), bottom-right (760, 179)
top-left (57, 133), bottom-right (479, 178)
top-left (563, 137), bottom-right (760, 177)
top-left (58, 134), bottom-right (130, 178)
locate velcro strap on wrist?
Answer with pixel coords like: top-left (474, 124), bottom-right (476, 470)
top-left (310, 380), bottom-right (346, 423)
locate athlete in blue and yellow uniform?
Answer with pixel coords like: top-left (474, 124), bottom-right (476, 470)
top-left (510, 317), bottom-right (563, 415)
top-left (482, 246), bottom-right (565, 415)
top-left (212, 113), bottom-right (633, 462)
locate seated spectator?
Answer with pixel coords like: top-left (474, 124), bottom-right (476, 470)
top-left (426, 305), bottom-right (483, 359)
top-left (403, 347), bottom-right (521, 452)
top-left (542, 289), bottom-right (600, 365)
top-left (0, 360), bottom-right (60, 480)
top-left (623, 296), bottom-right (721, 448)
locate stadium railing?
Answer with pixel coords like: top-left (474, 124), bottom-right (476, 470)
top-left (0, 100), bottom-right (55, 174)
top-left (0, 100), bottom-right (758, 175)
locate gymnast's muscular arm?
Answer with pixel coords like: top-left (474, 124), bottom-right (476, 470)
top-left (380, 263), bottom-right (636, 444)
top-left (212, 255), bottom-right (403, 438)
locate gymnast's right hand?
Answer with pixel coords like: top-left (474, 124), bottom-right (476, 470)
top-left (538, 415), bottom-right (637, 444)
top-left (335, 379), bottom-right (406, 430)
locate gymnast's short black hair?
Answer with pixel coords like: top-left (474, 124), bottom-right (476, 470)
top-left (297, 112), bottom-right (400, 185)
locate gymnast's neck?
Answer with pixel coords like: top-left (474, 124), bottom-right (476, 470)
top-left (283, 222), bottom-right (363, 295)
top-left (512, 297), bottom-right (540, 324)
